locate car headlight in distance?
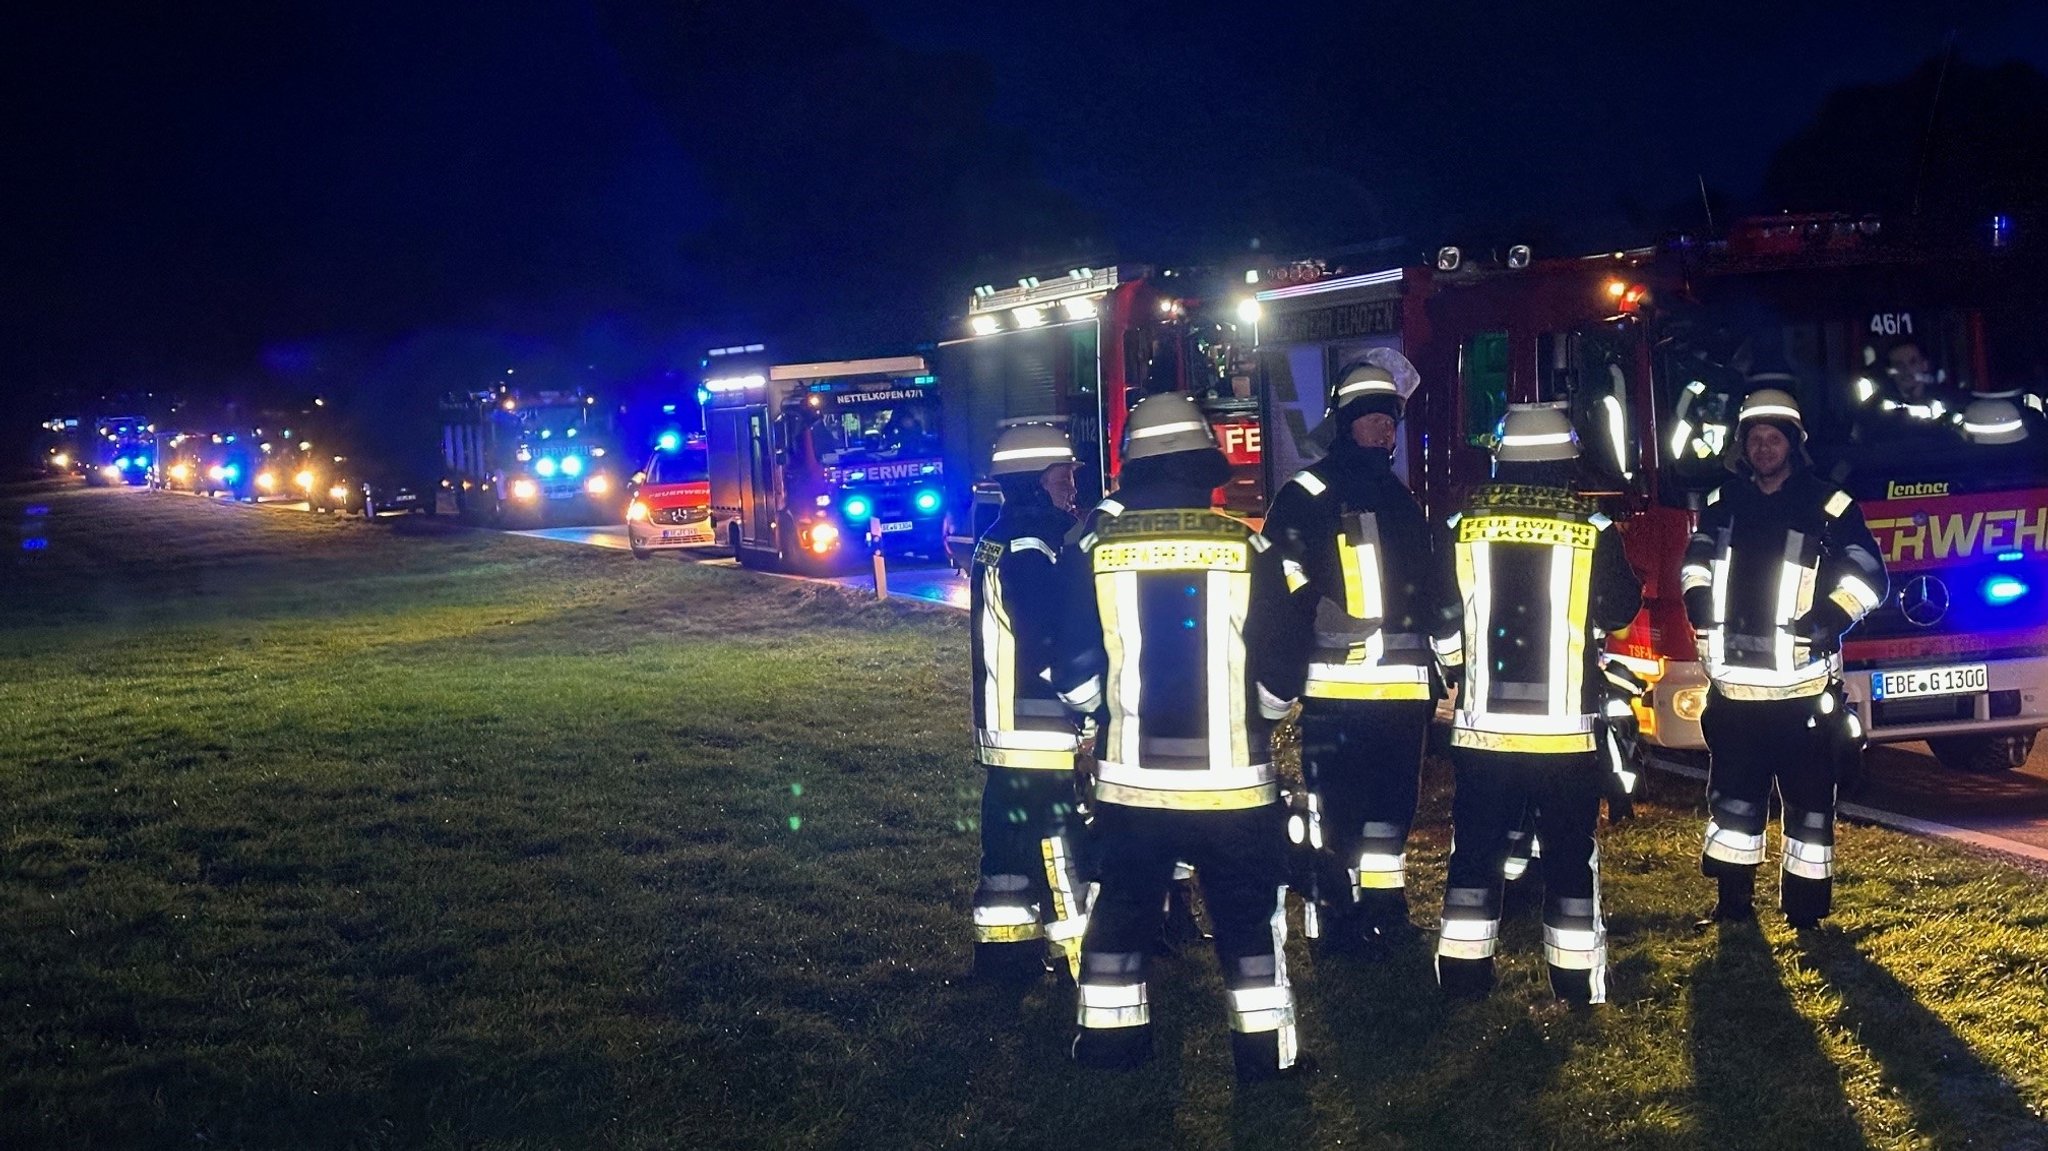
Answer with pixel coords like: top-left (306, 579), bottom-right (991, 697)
top-left (584, 473), bottom-right (609, 495)
top-left (208, 465), bottom-right (228, 482)
top-left (511, 478), bottom-right (539, 500)
top-left (535, 457), bottom-right (559, 478)
top-left (329, 484), bottom-right (350, 501)
top-left (626, 500), bottom-right (649, 522)
top-left (295, 470), bottom-right (315, 490)
top-left (561, 454), bottom-right (584, 477)
top-left (170, 463), bottom-right (191, 482)
top-left (257, 472), bottom-right (277, 491)
top-left (101, 464), bottom-right (121, 479)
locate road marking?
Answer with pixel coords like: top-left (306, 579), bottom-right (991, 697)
top-left (1648, 755), bottom-right (2048, 866)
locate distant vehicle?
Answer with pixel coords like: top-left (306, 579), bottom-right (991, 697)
top-left (307, 451), bottom-right (439, 517)
top-left (37, 417), bottom-right (82, 477)
top-left (703, 352), bottom-right (947, 572)
top-left (626, 433), bottom-right (713, 558)
top-left (441, 387), bottom-right (623, 527)
top-left (86, 415), bottom-right (154, 486)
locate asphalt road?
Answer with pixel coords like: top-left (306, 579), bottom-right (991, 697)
top-left (497, 512), bottom-right (2048, 865)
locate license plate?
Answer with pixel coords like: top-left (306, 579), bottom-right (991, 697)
top-left (548, 490), bottom-right (576, 500)
top-left (879, 520), bottom-right (913, 533)
top-left (1871, 663), bottom-right (1988, 701)
top-left (659, 528), bottom-right (706, 541)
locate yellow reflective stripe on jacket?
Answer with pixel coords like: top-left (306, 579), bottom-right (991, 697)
top-left (1094, 779), bottom-right (1279, 810)
top-left (1305, 679), bottom-right (1433, 701)
top-left (978, 746), bottom-right (1078, 770)
top-left (1449, 728), bottom-right (1598, 754)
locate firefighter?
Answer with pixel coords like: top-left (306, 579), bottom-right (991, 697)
top-left (969, 422), bottom-right (1089, 981)
top-left (1682, 387), bottom-right (1887, 929)
top-left (1435, 403), bottom-right (1643, 1004)
top-left (1053, 393), bottom-right (1311, 1081)
top-left (1261, 362), bottom-right (1454, 952)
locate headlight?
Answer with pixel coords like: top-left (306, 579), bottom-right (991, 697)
top-left (101, 465), bottom-right (120, 479)
top-left (295, 470), bottom-right (315, 490)
top-left (807, 521), bottom-right (841, 554)
top-left (207, 465), bottom-right (228, 482)
top-left (328, 484), bottom-right (350, 501)
top-left (626, 500), bottom-right (649, 522)
top-left (169, 463), bottom-right (191, 482)
top-left (584, 473), bottom-right (609, 495)
top-left (51, 453), bottom-right (69, 468)
top-left (511, 478), bottom-right (539, 500)
top-left (535, 457), bottom-right (559, 478)
top-left (561, 454), bottom-right (584, 477)
top-left (257, 472), bottom-right (277, 491)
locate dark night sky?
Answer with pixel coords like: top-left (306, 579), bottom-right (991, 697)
top-left (7, 0), bottom-right (2047, 428)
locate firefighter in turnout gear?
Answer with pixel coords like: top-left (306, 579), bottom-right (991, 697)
top-left (1682, 387), bottom-right (1887, 929)
top-left (1435, 403), bottom-right (1643, 1004)
top-left (970, 422), bottom-right (1089, 981)
top-left (1262, 362), bottom-right (1454, 952)
top-left (1053, 393), bottom-right (1311, 1081)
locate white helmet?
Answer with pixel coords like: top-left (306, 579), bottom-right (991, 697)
top-left (1329, 362), bottom-right (1404, 422)
top-left (989, 421), bottom-right (1077, 476)
top-left (1961, 397), bottom-right (2028, 445)
top-left (1121, 393), bottom-right (1218, 463)
top-left (1726, 386), bottom-right (1812, 471)
top-left (1494, 402), bottom-right (1580, 463)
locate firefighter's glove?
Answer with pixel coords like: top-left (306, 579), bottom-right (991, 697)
top-left (1791, 600), bottom-right (1854, 654)
top-left (1683, 586), bottom-right (1714, 631)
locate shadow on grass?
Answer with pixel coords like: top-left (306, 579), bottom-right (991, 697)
top-left (1793, 926), bottom-right (2048, 1147)
top-left (1689, 920), bottom-right (1869, 1150)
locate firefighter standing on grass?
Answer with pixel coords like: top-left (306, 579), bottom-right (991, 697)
top-left (1683, 387), bottom-right (1886, 928)
top-left (1434, 403), bottom-right (1643, 1004)
top-left (1261, 362), bottom-right (1456, 952)
top-left (1053, 393), bottom-right (1311, 1082)
top-left (968, 422), bottom-right (1089, 981)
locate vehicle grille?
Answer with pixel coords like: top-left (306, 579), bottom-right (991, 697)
top-left (653, 507), bottom-right (709, 526)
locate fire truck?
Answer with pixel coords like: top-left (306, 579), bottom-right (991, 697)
top-left (441, 386), bottom-right (624, 526)
top-left (931, 265), bottom-right (1263, 562)
top-left (703, 351), bottom-right (947, 571)
top-left (1252, 219), bottom-right (2048, 769)
top-left (86, 415), bottom-right (154, 486)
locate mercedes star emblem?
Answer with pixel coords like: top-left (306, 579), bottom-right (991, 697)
top-left (1899, 574), bottom-right (1949, 627)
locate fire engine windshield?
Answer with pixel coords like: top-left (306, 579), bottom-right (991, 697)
top-left (808, 393), bottom-right (941, 464)
top-left (1655, 300), bottom-right (2048, 501)
top-left (641, 446), bottom-right (707, 485)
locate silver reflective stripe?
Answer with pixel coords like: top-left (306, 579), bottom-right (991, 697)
top-left (1129, 420), bottom-right (1207, 440)
top-left (1292, 471), bottom-right (1327, 496)
top-left (1437, 917), bottom-right (1500, 960)
top-left (1268, 885), bottom-right (1297, 1068)
top-left (1355, 850), bottom-right (1405, 890)
top-left (1835, 574), bottom-right (1882, 616)
top-left (973, 905), bottom-right (1036, 927)
top-left (1112, 570), bottom-right (1142, 765)
top-left (1009, 537), bottom-right (1058, 561)
top-left (1679, 561), bottom-right (1712, 593)
top-left (1227, 985), bottom-right (1296, 1034)
top-left (1503, 854), bottom-right (1529, 880)
top-left (1782, 834), bottom-right (1835, 880)
top-left (1542, 925), bottom-right (1603, 969)
top-left (1823, 490), bottom-right (1853, 518)
top-left (1703, 820), bottom-right (1766, 866)
top-left (1058, 675), bottom-right (1102, 711)
top-left (979, 566), bottom-right (1013, 730)
top-left (1077, 982), bottom-right (1150, 1029)
top-left (976, 727), bottom-right (1081, 750)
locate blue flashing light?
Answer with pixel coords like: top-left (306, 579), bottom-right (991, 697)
top-left (843, 494), bottom-right (873, 520)
top-left (535, 457), bottom-right (559, 478)
top-left (1997, 550), bottom-right (2023, 562)
top-left (1984, 575), bottom-right (2028, 606)
top-left (657, 431), bottom-right (682, 452)
top-left (914, 488), bottom-right (942, 513)
top-left (661, 404), bottom-right (678, 415)
top-left (116, 457), bottom-right (132, 468)
top-left (23, 538), bottom-right (47, 551)
top-left (561, 454), bottom-right (584, 477)
top-left (222, 464), bottom-right (240, 481)
top-left (695, 387), bottom-right (710, 407)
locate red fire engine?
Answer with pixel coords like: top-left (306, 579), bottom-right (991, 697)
top-left (933, 265), bottom-right (1262, 561)
top-left (1251, 220), bottom-right (2048, 769)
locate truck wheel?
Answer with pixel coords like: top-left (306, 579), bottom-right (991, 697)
top-left (1927, 731), bottom-right (2038, 772)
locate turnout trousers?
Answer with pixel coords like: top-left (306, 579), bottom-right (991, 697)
top-left (1436, 749), bottom-right (1607, 1003)
top-left (973, 764), bottom-right (1089, 980)
top-left (1698, 690), bottom-right (1843, 926)
top-left (1073, 802), bottom-right (1297, 1082)
top-left (1299, 698), bottom-right (1433, 938)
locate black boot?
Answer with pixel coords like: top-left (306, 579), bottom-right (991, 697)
top-left (1697, 870), bottom-right (1756, 928)
top-left (1782, 871), bottom-right (1831, 930)
top-left (974, 941), bottom-right (1048, 982)
top-left (1437, 955), bottom-right (1495, 1001)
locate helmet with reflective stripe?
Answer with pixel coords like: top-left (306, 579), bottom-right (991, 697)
top-left (1493, 402), bottom-right (1580, 462)
top-left (1726, 384), bottom-right (1813, 472)
top-left (1736, 386), bottom-right (1805, 436)
top-left (1961, 396), bottom-right (2028, 445)
top-left (988, 421), bottom-right (1077, 476)
top-left (1329, 362), bottom-right (1404, 423)
top-left (1122, 392), bottom-right (1218, 462)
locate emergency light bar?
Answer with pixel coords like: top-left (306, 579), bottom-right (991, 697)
top-left (967, 266), bottom-right (1127, 315)
top-left (1254, 267), bottom-right (1403, 302)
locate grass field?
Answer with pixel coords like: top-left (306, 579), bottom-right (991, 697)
top-left (3, 485), bottom-right (2045, 1150)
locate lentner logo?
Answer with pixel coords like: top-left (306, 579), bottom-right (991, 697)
top-left (1887, 480), bottom-right (1950, 499)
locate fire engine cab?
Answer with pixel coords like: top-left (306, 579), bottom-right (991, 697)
top-left (704, 352), bottom-right (947, 572)
top-left (1252, 220), bottom-right (2048, 769)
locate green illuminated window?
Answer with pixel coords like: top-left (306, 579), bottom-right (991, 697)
top-left (1461, 332), bottom-right (1509, 447)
